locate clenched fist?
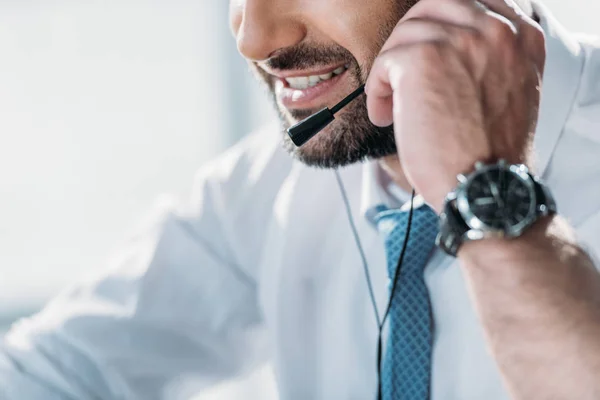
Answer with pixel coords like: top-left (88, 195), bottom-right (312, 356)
top-left (365, 0), bottom-right (545, 212)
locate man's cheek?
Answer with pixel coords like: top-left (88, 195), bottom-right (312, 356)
top-left (248, 62), bottom-right (272, 89)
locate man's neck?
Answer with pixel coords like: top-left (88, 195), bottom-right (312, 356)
top-left (379, 155), bottom-right (413, 193)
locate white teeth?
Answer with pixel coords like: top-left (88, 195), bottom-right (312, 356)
top-left (308, 75), bottom-right (320, 87)
top-left (286, 76), bottom-right (310, 90)
top-left (285, 66), bottom-right (347, 90)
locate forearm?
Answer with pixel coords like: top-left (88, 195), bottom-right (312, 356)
top-left (460, 215), bottom-right (600, 400)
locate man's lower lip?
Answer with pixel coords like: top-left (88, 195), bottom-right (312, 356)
top-left (278, 70), bottom-right (347, 110)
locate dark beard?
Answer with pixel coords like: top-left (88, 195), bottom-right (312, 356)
top-left (279, 94), bottom-right (397, 169)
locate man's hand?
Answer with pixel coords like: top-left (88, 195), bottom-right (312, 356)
top-left (365, 0), bottom-right (545, 212)
top-left (366, 4), bottom-right (600, 398)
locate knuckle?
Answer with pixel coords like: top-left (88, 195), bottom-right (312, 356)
top-left (376, 47), bottom-right (398, 66)
top-left (527, 23), bottom-right (546, 47)
top-left (487, 17), bottom-right (518, 44)
top-left (524, 23), bottom-right (547, 67)
top-left (456, 28), bottom-right (484, 53)
top-left (411, 41), bottom-right (448, 64)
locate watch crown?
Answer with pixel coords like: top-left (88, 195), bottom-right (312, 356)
top-left (457, 174), bottom-right (467, 183)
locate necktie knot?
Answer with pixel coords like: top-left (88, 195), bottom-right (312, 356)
top-left (373, 205), bottom-right (439, 278)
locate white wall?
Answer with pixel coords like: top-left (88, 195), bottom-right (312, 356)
top-left (0, 0), bottom-right (274, 314)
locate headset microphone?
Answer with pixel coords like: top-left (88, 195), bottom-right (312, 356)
top-left (287, 84), bottom-right (365, 146)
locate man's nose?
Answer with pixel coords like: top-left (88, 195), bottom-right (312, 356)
top-left (233, 0), bottom-right (306, 62)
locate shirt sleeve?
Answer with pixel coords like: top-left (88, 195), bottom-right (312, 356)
top-left (0, 127), bottom-right (290, 400)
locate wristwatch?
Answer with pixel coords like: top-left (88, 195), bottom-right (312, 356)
top-left (436, 159), bottom-right (557, 257)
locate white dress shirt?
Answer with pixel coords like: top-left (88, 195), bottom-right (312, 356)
top-left (2, 2), bottom-right (600, 399)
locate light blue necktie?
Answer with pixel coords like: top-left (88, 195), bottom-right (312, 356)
top-left (374, 205), bottom-right (439, 400)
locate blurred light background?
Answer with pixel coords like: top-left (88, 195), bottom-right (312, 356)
top-left (0, 0), bottom-right (598, 399)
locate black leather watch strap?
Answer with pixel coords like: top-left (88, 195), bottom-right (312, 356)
top-left (435, 193), bottom-right (470, 257)
top-left (530, 173), bottom-right (557, 215)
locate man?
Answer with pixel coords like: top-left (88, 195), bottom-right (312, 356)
top-left (2, 0), bottom-right (600, 398)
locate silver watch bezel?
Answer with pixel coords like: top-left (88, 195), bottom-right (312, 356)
top-left (455, 161), bottom-right (538, 240)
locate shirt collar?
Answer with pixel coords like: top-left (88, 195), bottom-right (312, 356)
top-left (360, 161), bottom-right (393, 224)
top-left (361, 162), bottom-right (427, 225)
top-left (361, 1), bottom-right (585, 224)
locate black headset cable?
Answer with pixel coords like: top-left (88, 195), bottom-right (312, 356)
top-left (334, 169), bottom-right (416, 400)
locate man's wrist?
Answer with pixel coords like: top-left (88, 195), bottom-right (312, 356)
top-left (458, 214), bottom-right (556, 262)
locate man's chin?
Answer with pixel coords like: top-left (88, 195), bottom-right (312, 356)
top-left (282, 124), bottom-right (348, 169)
top-left (279, 100), bottom-right (398, 169)
top-left (286, 107), bottom-right (320, 122)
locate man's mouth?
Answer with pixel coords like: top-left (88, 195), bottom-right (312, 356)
top-left (282, 65), bottom-right (348, 90)
top-left (269, 64), bottom-right (352, 112)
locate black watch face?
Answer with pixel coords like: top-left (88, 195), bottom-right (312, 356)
top-left (465, 165), bottom-right (534, 231)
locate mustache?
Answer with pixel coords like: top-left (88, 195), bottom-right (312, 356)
top-left (261, 43), bottom-right (356, 71)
